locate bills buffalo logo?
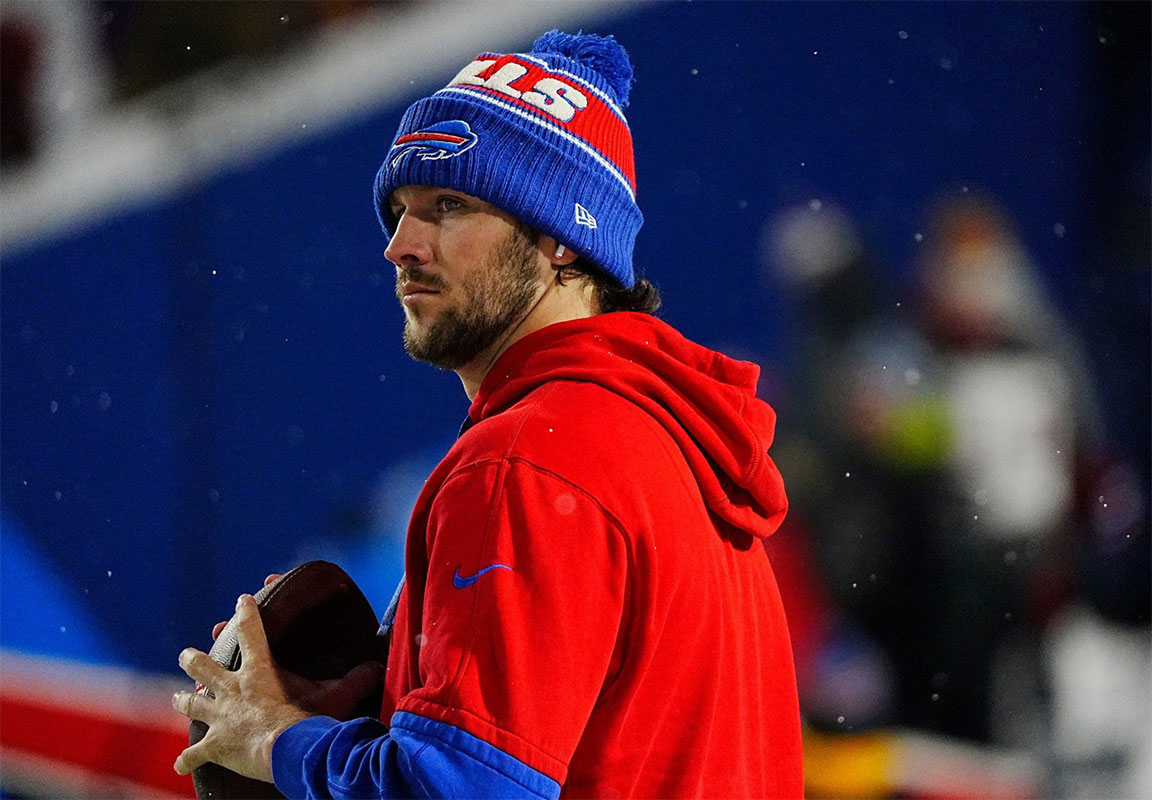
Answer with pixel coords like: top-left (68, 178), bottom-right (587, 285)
top-left (389, 120), bottom-right (478, 167)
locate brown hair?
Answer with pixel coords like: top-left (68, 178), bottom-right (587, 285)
top-left (556, 257), bottom-right (662, 315)
top-left (552, 260), bottom-right (663, 315)
top-left (513, 218), bottom-right (662, 315)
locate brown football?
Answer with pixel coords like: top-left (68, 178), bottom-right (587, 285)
top-left (189, 560), bottom-right (389, 799)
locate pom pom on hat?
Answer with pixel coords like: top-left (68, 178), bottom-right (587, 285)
top-left (531, 30), bottom-right (634, 108)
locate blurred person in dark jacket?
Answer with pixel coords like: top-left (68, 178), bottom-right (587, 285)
top-left (917, 194), bottom-right (1149, 786)
top-left (764, 203), bottom-right (953, 742)
top-left (766, 193), bottom-right (1146, 754)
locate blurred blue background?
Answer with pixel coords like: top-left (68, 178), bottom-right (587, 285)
top-left (1, 2), bottom-right (1147, 798)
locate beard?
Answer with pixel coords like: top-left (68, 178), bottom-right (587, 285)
top-left (397, 226), bottom-right (540, 370)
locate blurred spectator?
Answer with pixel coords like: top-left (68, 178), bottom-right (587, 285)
top-left (764, 192), bottom-right (1148, 785)
top-left (913, 193), bottom-right (1083, 746)
top-left (764, 203), bottom-right (954, 740)
top-left (919, 193), bottom-right (1150, 795)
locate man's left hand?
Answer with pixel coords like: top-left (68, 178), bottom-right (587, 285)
top-left (172, 594), bottom-right (311, 781)
top-left (173, 593), bottom-right (387, 781)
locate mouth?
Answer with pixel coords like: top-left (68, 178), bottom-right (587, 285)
top-left (398, 281), bottom-right (441, 304)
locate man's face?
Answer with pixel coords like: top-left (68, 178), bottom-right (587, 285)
top-left (385, 185), bottom-right (542, 370)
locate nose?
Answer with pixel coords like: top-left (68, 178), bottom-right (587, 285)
top-left (384, 212), bottom-right (434, 268)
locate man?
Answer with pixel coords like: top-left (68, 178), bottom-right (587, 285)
top-left (172, 30), bottom-right (803, 798)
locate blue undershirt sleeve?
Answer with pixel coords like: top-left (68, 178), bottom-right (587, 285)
top-left (271, 710), bottom-right (561, 800)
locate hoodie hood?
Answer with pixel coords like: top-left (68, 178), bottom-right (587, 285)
top-left (469, 313), bottom-right (787, 540)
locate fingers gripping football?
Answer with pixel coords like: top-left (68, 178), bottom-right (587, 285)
top-left (178, 648), bottom-right (230, 697)
top-left (172, 684), bottom-right (216, 723)
top-left (233, 592), bottom-right (274, 670)
top-left (211, 575), bottom-right (280, 641)
top-left (173, 594), bottom-right (309, 782)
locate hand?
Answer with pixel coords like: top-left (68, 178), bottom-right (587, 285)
top-left (173, 594), bottom-right (306, 781)
top-left (211, 574), bottom-right (281, 641)
top-left (172, 594), bottom-right (385, 780)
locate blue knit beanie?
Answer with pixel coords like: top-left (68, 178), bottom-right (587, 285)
top-left (374, 30), bottom-right (643, 288)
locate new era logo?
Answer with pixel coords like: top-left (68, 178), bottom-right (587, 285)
top-left (574, 203), bottom-right (598, 229)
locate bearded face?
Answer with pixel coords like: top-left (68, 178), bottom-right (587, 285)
top-left (396, 222), bottom-right (540, 371)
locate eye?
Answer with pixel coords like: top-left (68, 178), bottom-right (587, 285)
top-left (389, 203), bottom-right (405, 218)
top-left (436, 195), bottom-right (465, 213)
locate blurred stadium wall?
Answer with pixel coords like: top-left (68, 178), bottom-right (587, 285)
top-left (1, 2), bottom-right (1148, 797)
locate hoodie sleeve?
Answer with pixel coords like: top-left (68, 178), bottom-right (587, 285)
top-left (399, 457), bottom-right (631, 783)
top-left (271, 712), bottom-right (560, 799)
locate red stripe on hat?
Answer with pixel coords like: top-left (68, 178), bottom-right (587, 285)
top-left (395, 132), bottom-right (469, 145)
top-left (451, 55), bottom-right (636, 192)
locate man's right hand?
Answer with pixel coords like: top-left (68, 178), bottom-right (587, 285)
top-left (211, 574), bottom-right (281, 640)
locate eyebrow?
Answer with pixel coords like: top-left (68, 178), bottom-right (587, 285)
top-left (387, 185), bottom-right (440, 211)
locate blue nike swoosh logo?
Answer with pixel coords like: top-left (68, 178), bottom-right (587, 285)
top-left (453, 563), bottom-right (513, 589)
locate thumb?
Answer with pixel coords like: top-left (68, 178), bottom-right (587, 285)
top-left (315, 661), bottom-right (385, 719)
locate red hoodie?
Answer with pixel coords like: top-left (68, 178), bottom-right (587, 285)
top-left (383, 312), bottom-right (802, 798)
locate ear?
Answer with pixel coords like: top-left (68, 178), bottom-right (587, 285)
top-left (539, 234), bottom-right (579, 267)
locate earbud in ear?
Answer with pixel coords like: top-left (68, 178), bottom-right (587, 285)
top-left (554, 244), bottom-right (566, 259)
